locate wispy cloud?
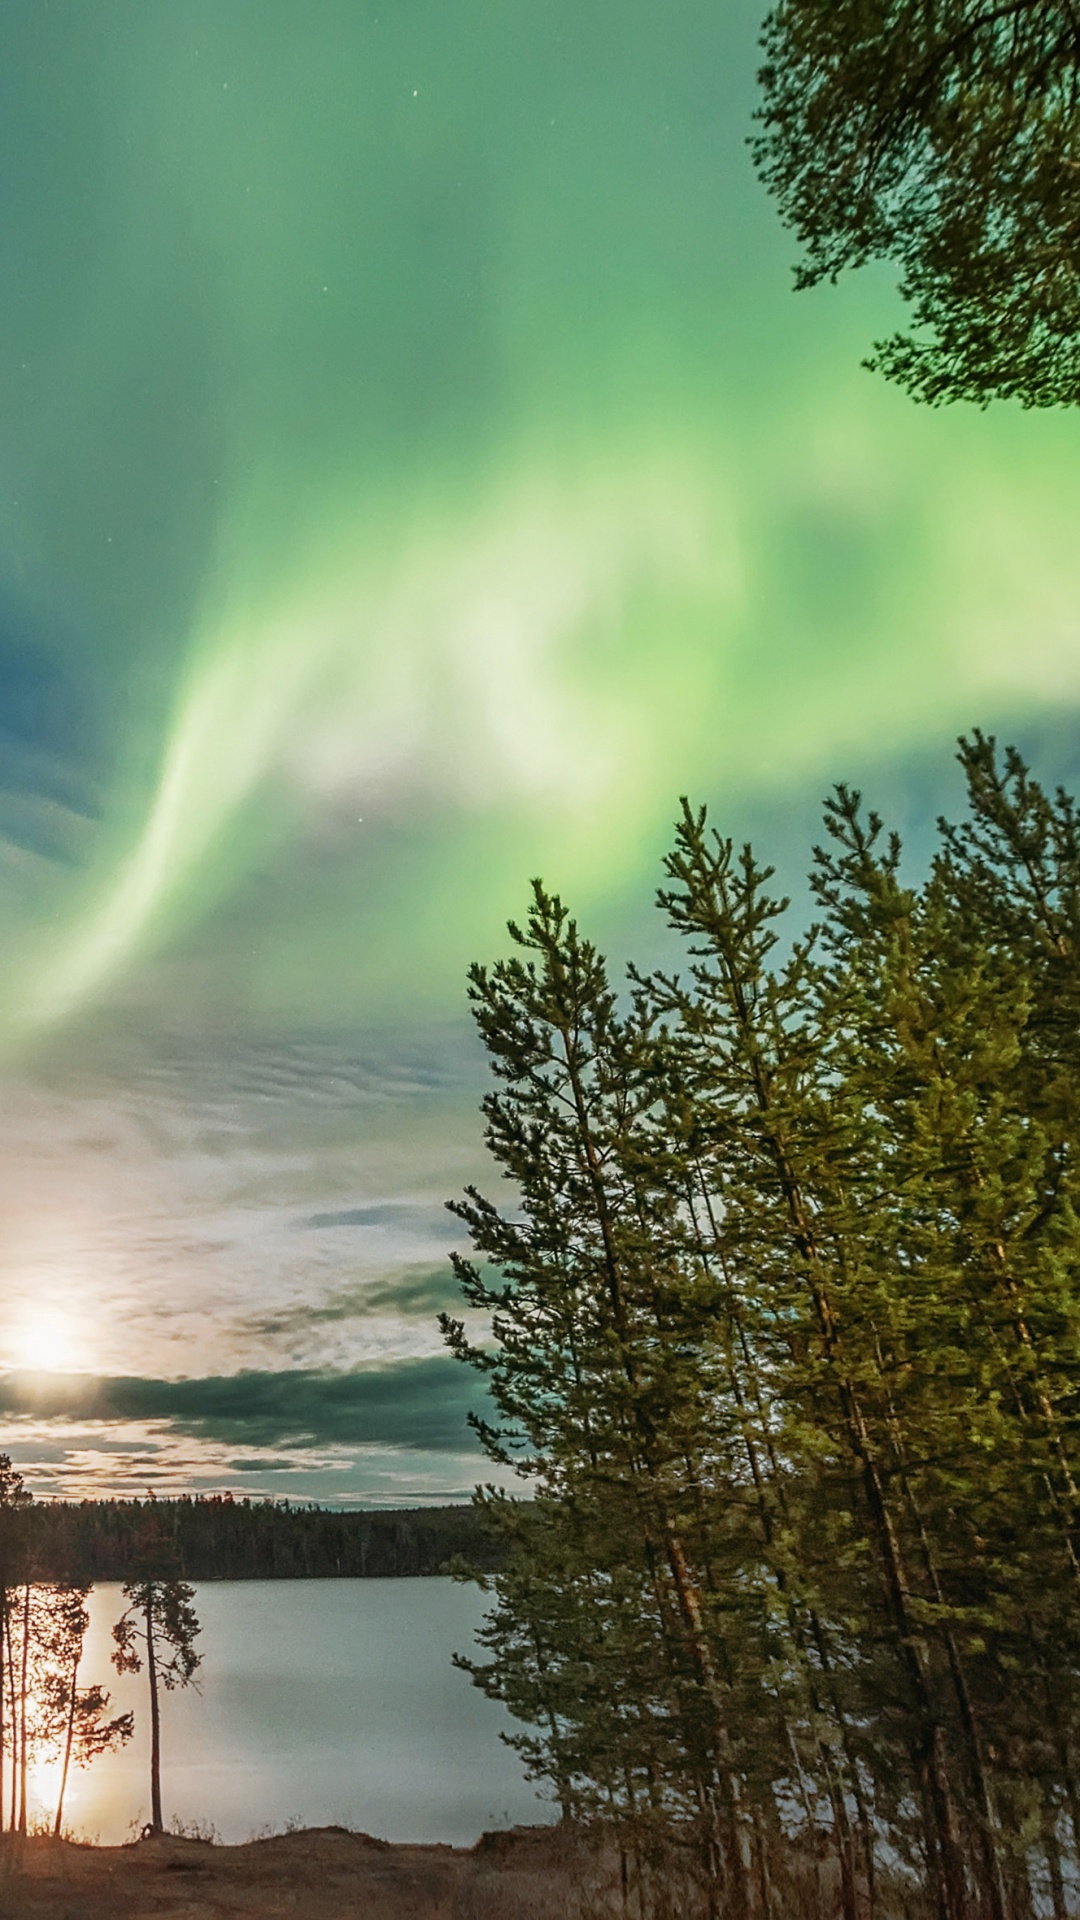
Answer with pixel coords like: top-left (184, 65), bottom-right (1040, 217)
top-left (0, 1020), bottom-right (485, 1383)
top-left (240, 1266), bottom-right (466, 1337)
top-left (298, 1203), bottom-right (460, 1236)
top-left (2, 1414), bottom-right (494, 1505)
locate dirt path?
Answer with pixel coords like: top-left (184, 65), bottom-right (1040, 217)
top-left (0, 1825), bottom-right (609, 1920)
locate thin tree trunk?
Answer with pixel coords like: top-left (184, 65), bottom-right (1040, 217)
top-left (751, 1802), bottom-right (776, 1920)
top-left (695, 1196), bottom-right (867, 1920)
top-left (638, 1511), bottom-right (740, 1920)
top-left (1035, 1665), bottom-right (1080, 1867)
top-left (875, 1334), bottom-right (1007, 1920)
top-left (146, 1592), bottom-right (162, 1833)
top-left (17, 1585), bottom-right (29, 1837)
top-left (999, 1842), bottom-right (1034, 1920)
top-left (54, 1644), bottom-right (81, 1839)
top-left (786, 1721), bottom-right (828, 1918)
top-left (740, 1067), bottom-right (970, 1920)
top-left (1043, 1812), bottom-right (1066, 1920)
top-left (5, 1604), bottom-right (16, 1834)
top-left (559, 1023), bottom-right (748, 1920)
top-left (0, 1583), bottom-right (6, 1838)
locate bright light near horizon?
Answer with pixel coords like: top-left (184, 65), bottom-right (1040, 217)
top-left (27, 1752), bottom-right (64, 1830)
top-left (10, 1310), bottom-right (80, 1375)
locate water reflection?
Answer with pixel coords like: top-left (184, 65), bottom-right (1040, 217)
top-left (29, 1579), bottom-right (550, 1845)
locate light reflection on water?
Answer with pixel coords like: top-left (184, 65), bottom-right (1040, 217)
top-left (29, 1578), bottom-right (550, 1846)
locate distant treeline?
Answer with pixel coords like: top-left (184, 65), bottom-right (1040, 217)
top-left (18, 1495), bottom-right (501, 1582)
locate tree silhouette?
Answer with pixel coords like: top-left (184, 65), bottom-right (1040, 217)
top-left (754, 2), bottom-right (1080, 408)
top-left (0, 1455), bottom-right (31, 1837)
top-left (0, 1547), bottom-right (130, 1842)
top-left (111, 1527), bottom-right (201, 1835)
top-left (39, 1584), bottom-right (132, 1837)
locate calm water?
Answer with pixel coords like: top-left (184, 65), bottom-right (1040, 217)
top-left (30, 1579), bottom-right (551, 1846)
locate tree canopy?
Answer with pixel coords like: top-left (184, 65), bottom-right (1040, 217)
top-left (446, 736), bottom-right (1080, 1920)
top-left (754, 2), bottom-right (1080, 407)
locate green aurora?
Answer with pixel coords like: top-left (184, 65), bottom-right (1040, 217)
top-left (3, 0), bottom-right (1079, 1037)
top-left (1, 0), bottom-right (1079, 1497)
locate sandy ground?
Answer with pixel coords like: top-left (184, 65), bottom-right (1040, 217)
top-left (0, 1824), bottom-right (611, 1920)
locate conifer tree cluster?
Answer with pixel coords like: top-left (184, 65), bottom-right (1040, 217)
top-left (443, 737), bottom-right (1080, 1920)
top-left (0, 1457), bottom-right (132, 1843)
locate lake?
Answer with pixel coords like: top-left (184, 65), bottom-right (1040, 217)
top-left (27, 1579), bottom-right (552, 1846)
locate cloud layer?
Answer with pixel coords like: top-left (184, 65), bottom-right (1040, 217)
top-left (0, 1355), bottom-right (485, 1452)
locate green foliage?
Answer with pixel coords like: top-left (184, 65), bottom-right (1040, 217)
top-left (754, 3), bottom-right (1080, 407)
top-left (446, 739), bottom-right (1080, 1920)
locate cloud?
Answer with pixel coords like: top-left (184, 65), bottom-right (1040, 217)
top-left (0, 1356), bottom-right (487, 1453)
top-left (241, 1267), bottom-right (464, 1338)
top-left (0, 1018), bottom-right (489, 1385)
top-left (3, 1424), bottom-right (505, 1506)
top-left (299, 1203), bottom-right (460, 1235)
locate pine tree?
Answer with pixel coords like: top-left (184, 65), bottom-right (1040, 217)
top-left (442, 884), bottom-right (780, 1915)
top-left (0, 1457), bottom-right (31, 1841)
top-left (40, 1584), bottom-right (132, 1838)
top-left (754, 2), bottom-right (1080, 408)
top-left (448, 744), bottom-right (1080, 1919)
top-left (112, 1525), bottom-right (201, 1836)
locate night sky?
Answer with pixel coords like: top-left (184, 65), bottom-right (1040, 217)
top-left (3, 0), bottom-right (1080, 1502)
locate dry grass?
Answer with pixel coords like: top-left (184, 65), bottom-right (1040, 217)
top-left (0, 1822), bottom-right (926, 1919)
top-left (0, 1824), bottom-right (609, 1920)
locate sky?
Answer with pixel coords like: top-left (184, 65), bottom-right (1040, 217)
top-left (2, 0), bottom-right (1079, 1504)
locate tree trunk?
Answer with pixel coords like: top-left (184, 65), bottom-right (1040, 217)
top-left (5, 1604), bottom-right (16, 1834)
top-left (17, 1585), bottom-right (29, 1837)
top-left (752, 1106), bottom-right (969, 1920)
top-left (560, 1026), bottom-right (748, 1920)
top-left (0, 1582), bottom-right (6, 1837)
top-left (1043, 1814), bottom-right (1066, 1920)
top-left (706, 1221), bottom-right (864, 1920)
top-left (146, 1592), bottom-right (162, 1833)
top-left (876, 1340), bottom-right (1006, 1920)
top-left (54, 1645), bottom-right (81, 1839)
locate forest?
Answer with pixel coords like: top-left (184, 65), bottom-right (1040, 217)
top-left (444, 738), bottom-right (1080, 1920)
top-left (14, 1494), bottom-right (499, 1583)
